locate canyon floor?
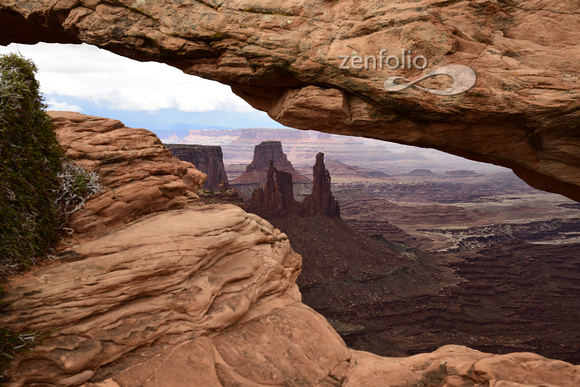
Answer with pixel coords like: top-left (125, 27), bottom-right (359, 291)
top-left (273, 163), bottom-right (580, 364)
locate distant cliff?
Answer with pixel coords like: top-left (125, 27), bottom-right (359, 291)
top-left (250, 152), bottom-right (339, 219)
top-left (230, 141), bottom-right (311, 200)
top-left (249, 161), bottom-right (300, 219)
top-left (166, 145), bottom-right (229, 192)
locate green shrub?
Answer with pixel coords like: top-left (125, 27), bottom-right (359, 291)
top-left (0, 53), bottom-right (64, 278)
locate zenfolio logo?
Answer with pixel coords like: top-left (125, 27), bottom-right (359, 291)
top-left (338, 49), bottom-right (476, 96)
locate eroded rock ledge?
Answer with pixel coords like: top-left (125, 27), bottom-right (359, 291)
top-left (2, 205), bottom-right (579, 386)
top-left (1, 0), bottom-right (579, 200)
top-left (1, 112), bottom-right (579, 385)
top-left (51, 111), bottom-right (206, 239)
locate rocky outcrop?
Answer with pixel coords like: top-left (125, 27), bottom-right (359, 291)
top-left (230, 141), bottom-right (310, 199)
top-left (1, 112), bottom-right (579, 385)
top-left (166, 145), bottom-right (229, 192)
top-left (249, 161), bottom-right (299, 219)
top-left (1, 0), bottom-right (579, 200)
top-left (2, 207), bottom-right (580, 385)
top-left (50, 111), bottom-right (206, 239)
top-left (302, 153), bottom-right (340, 217)
top-left (250, 152), bottom-right (339, 219)
top-left (234, 140), bottom-right (310, 183)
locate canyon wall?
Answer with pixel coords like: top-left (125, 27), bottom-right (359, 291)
top-left (166, 145), bottom-right (229, 192)
top-left (1, 0), bottom-right (579, 200)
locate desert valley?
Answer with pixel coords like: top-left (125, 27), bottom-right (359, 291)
top-left (164, 128), bottom-right (580, 365)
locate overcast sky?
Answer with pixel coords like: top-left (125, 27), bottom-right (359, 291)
top-left (0, 42), bottom-right (286, 134)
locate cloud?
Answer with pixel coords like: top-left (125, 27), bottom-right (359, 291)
top-left (45, 98), bottom-right (84, 112)
top-left (0, 43), bottom-right (255, 113)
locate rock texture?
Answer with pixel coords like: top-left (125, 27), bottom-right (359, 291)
top-left (50, 111), bottom-right (206, 239)
top-left (1, 112), bottom-right (579, 386)
top-left (1, 0), bottom-right (579, 200)
top-left (166, 144), bottom-right (229, 192)
top-left (230, 141), bottom-right (310, 199)
top-left (2, 208), bottom-right (580, 386)
top-left (2, 205), bottom-right (579, 386)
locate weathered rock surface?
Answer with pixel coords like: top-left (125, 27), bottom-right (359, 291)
top-left (0, 205), bottom-right (305, 385)
top-left (2, 205), bottom-right (580, 386)
top-left (166, 144), bottom-right (229, 192)
top-left (50, 111), bottom-right (206, 239)
top-left (1, 0), bottom-right (579, 200)
top-left (1, 112), bottom-right (579, 385)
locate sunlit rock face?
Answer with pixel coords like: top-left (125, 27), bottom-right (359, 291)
top-left (0, 0), bottom-right (578, 201)
top-left (1, 112), bottom-right (580, 386)
top-left (50, 111), bottom-right (207, 239)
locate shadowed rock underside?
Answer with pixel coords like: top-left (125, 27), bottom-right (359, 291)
top-left (0, 0), bottom-right (579, 200)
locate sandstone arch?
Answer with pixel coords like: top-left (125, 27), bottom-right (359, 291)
top-left (1, 0), bottom-right (578, 200)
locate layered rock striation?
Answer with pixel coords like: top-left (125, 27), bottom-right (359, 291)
top-left (1, 0), bottom-right (579, 200)
top-left (50, 111), bottom-right (206, 239)
top-left (1, 112), bottom-right (579, 386)
top-left (3, 204), bottom-right (580, 386)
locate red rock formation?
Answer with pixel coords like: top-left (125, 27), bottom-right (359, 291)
top-left (166, 145), bottom-right (229, 192)
top-left (301, 153), bottom-right (340, 217)
top-left (250, 152), bottom-right (340, 219)
top-left (230, 140), bottom-right (311, 199)
top-left (235, 141), bottom-right (309, 183)
top-left (50, 111), bottom-right (206, 239)
top-left (1, 0), bottom-right (579, 200)
top-left (250, 161), bottom-right (299, 219)
top-left (1, 111), bottom-right (579, 385)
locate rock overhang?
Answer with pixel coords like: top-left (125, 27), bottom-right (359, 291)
top-left (1, 0), bottom-right (578, 200)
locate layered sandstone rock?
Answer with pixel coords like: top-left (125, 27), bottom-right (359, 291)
top-left (50, 111), bottom-right (206, 239)
top-left (1, 0), bottom-right (578, 200)
top-left (2, 206), bottom-right (579, 386)
top-left (166, 144), bottom-right (229, 192)
top-left (1, 112), bottom-right (579, 386)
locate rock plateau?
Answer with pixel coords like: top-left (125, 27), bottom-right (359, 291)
top-left (0, 0), bottom-right (579, 200)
